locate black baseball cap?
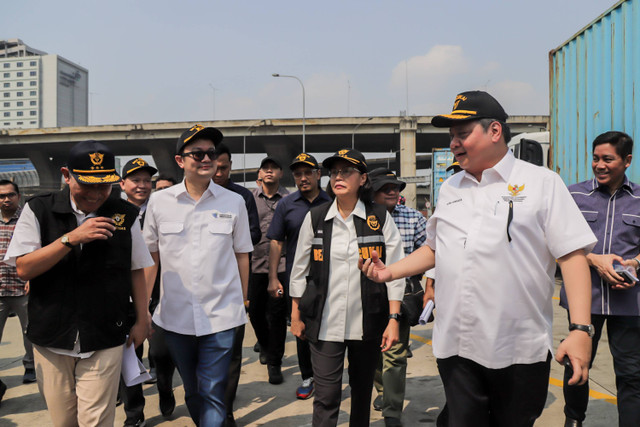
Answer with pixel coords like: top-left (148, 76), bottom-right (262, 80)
top-left (446, 161), bottom-right (462, 172)
top-left (176, 124), bottom-right (224, 154)
top-left (122, 158), bottom-right (158, 179)
top-left (259, 156), bottom-right (282, 169)
top-left (369, 168), bottom-right (407, 192)
top-left (67, 140), bottom-right (121, 185)
top-left (322, 148), bottom-right (368, 173)
top-left (289, 152), bottom-right (319, 170)
top-left (431, 91), bottom-right (508, 128)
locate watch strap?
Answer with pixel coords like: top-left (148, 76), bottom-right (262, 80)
top-left (569, 323), bottom-right (593, 337)
top-left (388, 313), bottom-right (400, 320)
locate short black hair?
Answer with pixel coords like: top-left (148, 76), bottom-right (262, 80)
top-left (478, 118), bottom-right (511, 143)
top-left (215, 143), bottom-right (232, 160)
top-left (156, 174), bottom-right (176, 185)
top-left (593, 131), bottom-right (633, 158)
top-left (0, 179), bottom-right (19, 194)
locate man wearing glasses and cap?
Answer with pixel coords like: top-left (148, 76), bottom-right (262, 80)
top-left (4, 140), bottom-right (154, 427)
top-left (369, 168), bottom-right (427, 427)
top-left (361, 91), bottom-right (596, 426)
top-left (143, 125), bottom-right (253, 426)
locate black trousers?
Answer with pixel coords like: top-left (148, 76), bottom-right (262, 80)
top-left (563, 313), bottom-right (640, 426)
top-left (436, 354), bottom-right (551, 427)
top-left (248, 272), bottom-right (288, 366)
top-left (309, 339), bottom-right (380, 427)
top-left (120, 343), bottom-right (145, 422)
top-left (224, 324), bottom-right (245, 416)
top-left (148, 321), bottom-right (176, 397)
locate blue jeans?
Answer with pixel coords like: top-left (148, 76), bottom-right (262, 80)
top-left (164, 328), bottom-right (235, 427)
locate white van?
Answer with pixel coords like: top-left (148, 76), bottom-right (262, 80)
top-left (508, 131), bottom-right (550, 167)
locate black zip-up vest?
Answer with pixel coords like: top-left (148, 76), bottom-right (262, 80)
top-left (26, 188), bottom-right (138, 352)
top-left (298, 201), bottom-right (389, 343)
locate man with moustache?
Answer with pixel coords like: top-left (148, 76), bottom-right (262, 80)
top-left (267, 153), bottom-right (331, 399)
top-left (143, 125), bottom-right (252, 426)
top-left (249, 157), bottom-right (289, 384)
top-left (4, 140), bottom-right (153, 427)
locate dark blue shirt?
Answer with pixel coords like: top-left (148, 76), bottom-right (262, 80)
top-left (226, 180), bottom-right (261, 245)
top-left (266, 189), bottom-right (332, 277)
top-left (560, 177), bottom-right (640, 316)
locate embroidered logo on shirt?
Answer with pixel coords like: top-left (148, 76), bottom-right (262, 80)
top-left (212, 212), bottom-right (233, 219)
top-left (366, 215), bottom-right (381, 231)
top-left (502, 183), bottom-right (527, 203)
top-left (112, 213), bottom-right (126, 230)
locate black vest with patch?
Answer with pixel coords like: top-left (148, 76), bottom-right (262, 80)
top-left (298, 201), bottom-right (389, 343)
top-left (26, 188), bottom-right (138, 352)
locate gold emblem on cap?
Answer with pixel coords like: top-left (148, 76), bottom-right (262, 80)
top-left (190, 124), bottom-right (204, 132)
top-left (297, 153), bottom-right (310, 161)
top-left (132, 158), bottom-right (146, 167)
top-left (89, 152), bottom-right (104, 167)
top-left (366, 215), bottom-right (380, 231)
top-left (338, 149), bottom-right (349, 156)
top-left (453, 94), bottom-right (467, 110)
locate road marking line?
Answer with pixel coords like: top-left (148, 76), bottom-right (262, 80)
top-left (409, 333), bottom-right (617, 405)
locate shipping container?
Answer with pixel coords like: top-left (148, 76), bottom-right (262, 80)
top-left (549, 0), bottom-right (640, 185)
top-left (431, 148), bottom-right (455, 207)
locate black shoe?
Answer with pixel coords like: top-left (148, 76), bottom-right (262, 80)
top-left (116, 394), bottom-right (123, 407)
top-left (144, 367), bottom-right (157, 384)
top-left (159, 390), bottom-right (176, 417)
top-left (253, 341), bottom-right (260, 353)
top-left (259, 351), bottom-right (268, 365)
top-left (0, 379), bottom-right (7, 407)
top-left (123, 417), bottom-right (146, 427)
top-left (564, 418), bottom-right (582, 427)
top-left (373, 394), bottom-right (383, 411)
top-left (225, 413), bottom-right (237, 427)
top-left (267, 365), bottom-right (283, 384)
top-left (384, 417), bottom-right (403, 427)
top-left (22, 368), bottom-right (36, 384)
top-left (406, 346), bottom-right (413, 358)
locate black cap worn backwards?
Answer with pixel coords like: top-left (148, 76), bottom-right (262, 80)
top-left (122, 158), bottom-right (158, 179)
top-left (431, 90), bottom-right (508, 128)
top-left (289, 152), bottom-right (319, 170)
top-left (176, 124), bottom-right (224, 154)
top-left (67, 140), bottom-right (121, 184)
top-left (369, 168), bottom-right (407, 192)
top-left (322, 148), bottom-right (368, 173)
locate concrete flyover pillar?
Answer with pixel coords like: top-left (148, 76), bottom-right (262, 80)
top-left (150, 145), bottom-right (182, 182)
top-left (27, 150), bottom-right (66, 192)
top-left (399, 117), bottom-right (417, 209)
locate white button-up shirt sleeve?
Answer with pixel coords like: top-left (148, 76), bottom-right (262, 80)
top-left (130, 218), bottom-right (154, 269)
top-left (382, 210), bottom-right (405, 301)
top-left (4, 203), bottom-right (41, 265)
top-left (289, 212), bottom-right (313, 298)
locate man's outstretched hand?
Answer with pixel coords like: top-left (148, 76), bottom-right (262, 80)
top-left (358, 250), bottom-right (392, 283)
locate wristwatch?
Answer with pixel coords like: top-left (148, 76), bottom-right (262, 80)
top-left (569, 323), bottom-right (595, 338)
top-left (388, 313), bottom-right (401, 320)
top-left (61, 234), bottom-right (74, 248)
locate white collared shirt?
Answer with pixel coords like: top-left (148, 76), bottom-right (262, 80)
top-left (143, 180), bottom-right (253, 336)
top-left (290, 199), bottom-right (405, 342)
top-left (427, 150), bottom-right (596, 368)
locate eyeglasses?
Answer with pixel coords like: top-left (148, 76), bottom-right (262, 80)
top-left (329, 167), bottom-right (360, 178)
top-left (0, 192), bottom-right (17, 199)
top-left (292, 169), bottom-right (318, 179)
top-left (181, 149), bottom-right (217, 162)
top-left (380, 185), bottom-right (401, 195)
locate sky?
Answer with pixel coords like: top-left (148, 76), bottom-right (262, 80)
top-left (3, 0), bottom-right (617, 126)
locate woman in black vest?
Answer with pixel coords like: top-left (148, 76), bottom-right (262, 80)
top-left (289, 148), bottom-right (405, 427)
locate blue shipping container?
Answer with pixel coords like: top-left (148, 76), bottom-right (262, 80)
top-left (431, 148), bottom-right (455, 207)
top-left (550, 0), bottom-right (640, 185)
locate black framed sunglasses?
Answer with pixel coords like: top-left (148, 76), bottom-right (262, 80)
top-left (181, 149), bottom-right (217, 162)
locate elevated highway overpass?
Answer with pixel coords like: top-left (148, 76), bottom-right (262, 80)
top-left (0, 115), bottom-right (548, 207)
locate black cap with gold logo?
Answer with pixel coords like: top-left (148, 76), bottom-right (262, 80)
top-left (431, 90), bottom-right (508, 128)
top-left (67, 140), bottom-right (121, 184)
top-left (176, 124), bottom-right (224, 154)
top-left (289, 152), bottom-right (319, 170)
top-left (122, 158), bottom-right (158, 179)
top-left (322, 148), bottom-right (368, 173)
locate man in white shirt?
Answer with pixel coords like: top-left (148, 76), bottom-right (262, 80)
top-left (143, 124), bottom-right (253, 426)
top-left (361, 91), bottom-right (596, 426)
top-left (4, 140), bottom-right (153, 427)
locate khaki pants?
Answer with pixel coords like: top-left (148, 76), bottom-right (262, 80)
top-left (34, 344), bottom-right (123, 427)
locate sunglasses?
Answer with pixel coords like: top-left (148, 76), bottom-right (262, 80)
top-left (329, 167), bottom-right (360, 178)
top-left (0, 192), bottom-right (17, 199)
top-left (181, 149), bottom-right (217, 162)
top-left (380, 184), bottom-right (401, 195)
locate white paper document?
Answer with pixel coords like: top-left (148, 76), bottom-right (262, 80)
top-left (122, 340), bottom-right (152, 386)
top-left (419, 299), bottom-right (435, 325)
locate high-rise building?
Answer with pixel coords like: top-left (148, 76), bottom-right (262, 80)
top-left (0, 38), bottom-right (88, 130)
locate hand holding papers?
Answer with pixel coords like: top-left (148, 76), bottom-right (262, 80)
top-left (122, 339), bottom-right (152, 386)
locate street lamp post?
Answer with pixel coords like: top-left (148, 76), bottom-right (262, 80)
top-left (272, 73), bottom-right (305, 152)
top-left (209, 83), bottom-right (216, 120)
top-left (352, 117), bottom-right (373, 149)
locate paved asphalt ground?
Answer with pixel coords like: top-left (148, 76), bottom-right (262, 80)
top-left (0, 282), bottom-right (619, 426)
